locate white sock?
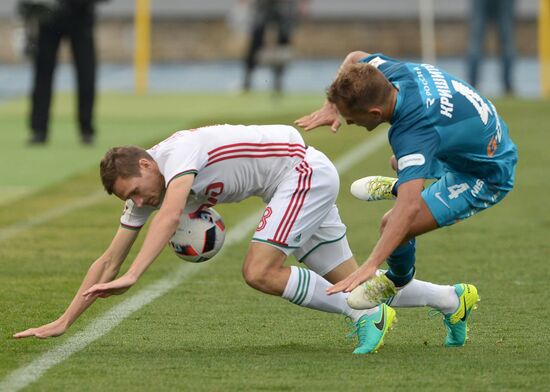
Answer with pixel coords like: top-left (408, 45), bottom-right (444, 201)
top-left (386, 278), bottom-right (459, 314)
top-left (282, 266), bottom-right (378, 321)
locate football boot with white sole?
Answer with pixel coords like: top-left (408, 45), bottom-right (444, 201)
top-left (347, 274), bottom-right (398, 309)
top-left (350, 176), bottom-right (397, 201)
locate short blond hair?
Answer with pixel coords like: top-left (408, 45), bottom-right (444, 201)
top-left (100, 146), bottom-right (152, 194)
top-left (327, 63), bottom-right (393, 112)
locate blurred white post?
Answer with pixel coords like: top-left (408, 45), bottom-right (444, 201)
top-left (419, 0), bottom-right (436, 64)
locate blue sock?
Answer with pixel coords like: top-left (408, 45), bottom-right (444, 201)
top-left (385, 239), bottom-right (416, 287)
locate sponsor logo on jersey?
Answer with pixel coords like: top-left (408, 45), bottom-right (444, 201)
top-left (413, 67), bottom-right (434, 106)
top-left (421, 64), bottom-right (454, 119)
top-left (434, 192), bottom-right (450, 209)
top-left (197, 182), bottom-right (224, 211)
top-left (397, 153), bottom-right (425, 171)
top-left (470, 179), bottom-right (485, 198)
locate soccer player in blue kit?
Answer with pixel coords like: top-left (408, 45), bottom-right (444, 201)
top-left (296, 51), bottom-right (518, 346)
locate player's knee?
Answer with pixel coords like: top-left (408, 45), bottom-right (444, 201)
top-left (242, 260), bottom-right (272, 291)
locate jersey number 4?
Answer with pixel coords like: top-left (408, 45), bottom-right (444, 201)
top-left (448, 183), bottom-right (470, 199)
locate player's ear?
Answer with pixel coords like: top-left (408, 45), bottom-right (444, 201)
top-left (138, 158), bottom-right (152, 170)
top-left (368, 107), bottom-right (383, 119)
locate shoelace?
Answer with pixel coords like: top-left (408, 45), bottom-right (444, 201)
top-left (346, 318), bottom-right (368, 344)
top-left (369, 178), bottom-right (395, 199)
top-left (346, 317), bottom-right (367, 344)
top-left (428, 308), bottom-right (456, 335)
top-left (428, 309), bottom-right (444, 318)
top-left (370, 181), bottom-right (389, 198)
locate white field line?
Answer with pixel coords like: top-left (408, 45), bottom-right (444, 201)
top-left (0, 131), bottom-right (387, 392)
top-left (0, 212), bottom-right (263, 392)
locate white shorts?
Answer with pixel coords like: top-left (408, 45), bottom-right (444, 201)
top-left (251, 147), bottom-right (353, 276)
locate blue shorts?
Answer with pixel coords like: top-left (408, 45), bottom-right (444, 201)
top-left (421, 171), bottom-right (510, 227)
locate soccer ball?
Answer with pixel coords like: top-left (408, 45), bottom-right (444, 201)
top-left (169, 208), bottom-right (226, 262)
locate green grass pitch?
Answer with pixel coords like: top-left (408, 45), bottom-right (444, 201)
top-left (0, 93), bottom-right (549, 391)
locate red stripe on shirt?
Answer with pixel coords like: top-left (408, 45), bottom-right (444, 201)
top-left (209, 146), bottom-right (306, 161)
top-left (205, 152), bottom-right (305, 168)
top-left (208, 142), bottom-right (305, 156)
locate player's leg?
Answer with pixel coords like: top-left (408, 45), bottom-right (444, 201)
top-left (293, 207), bottom-right (396, 354)
top-left (242, 240), bottom-right (393, 354)
top-left (385, 278), bottom-right (478, 347)
top-left (301, 234), bottom-right (470, 349)
top-left (346, 201), bottom-right (439, 310)
top-left (467, 0), bottom-right (489, 89)
top-left (242, 242), bottom-right (289, 295)
top-left (347, 178), bottom-right (461, 304)
top-left (243, 2), bottom-right (268, 91)
top-left (31, 19), bottom-right (63, 143)
top-left (246, 147), bottom-right (367, 316)
top-left (246, 146), bottom-right (392, 353)
top-left (380, 198), bottom-right (439, 287)
top-left (350, 172), bottom-right (494, 344)
top-left (242, 240), bottom-right (372, 320)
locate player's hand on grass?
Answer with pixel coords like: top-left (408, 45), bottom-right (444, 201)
top-left (82, 274), bottom-right (137, 300)
top-left (295, 102), bottom-right (341, 132)
top-left (14, 319), bottom-right (68, 339)
top-left (326, 262), bottom-right (378, 294)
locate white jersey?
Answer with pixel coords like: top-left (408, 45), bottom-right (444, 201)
top-left (120, 124), bottom-right (352, 274)
top-left (121, 124), bottom-right (307, 229)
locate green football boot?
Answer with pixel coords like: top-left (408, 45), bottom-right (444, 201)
top-left (349, 304), bottom-right (397, 354)
top-left (443, 283), bottom-right (480, 347)
top-left (347, 274), bottom-right (398, 309)
top-left (350, 176), bottom-right (397, 201)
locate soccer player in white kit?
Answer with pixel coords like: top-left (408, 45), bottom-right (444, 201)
top-left (14, 124), bottom-right (464, 354)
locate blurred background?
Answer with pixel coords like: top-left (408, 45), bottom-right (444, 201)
top-left (0, 0), bottom-right (548, 203)
top-left (0, 0), bottom-right (546, 100)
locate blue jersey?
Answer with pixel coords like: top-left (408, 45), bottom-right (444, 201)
top-left (359, 54), bottom-right (517, 191)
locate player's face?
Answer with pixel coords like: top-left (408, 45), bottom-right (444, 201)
top-left (113, 160), bottom-right (165, 207)
top-left (337, 103), bottom-right (382, 131)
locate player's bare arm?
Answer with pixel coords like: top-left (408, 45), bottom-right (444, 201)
top-left (295, 50), bottom-right (370, 132)
top-left (83, 174), bottom-right (194, 299)
top-left (13, 227), bottom-right (139, 339)
top-left (327, 179), bottom-right (425, 294)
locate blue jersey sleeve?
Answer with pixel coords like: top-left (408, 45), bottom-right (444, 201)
top-left (391, 125), bottom-right (440, 184)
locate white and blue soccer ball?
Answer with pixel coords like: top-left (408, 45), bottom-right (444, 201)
top-left (169, 208), bottom-right (226, 263)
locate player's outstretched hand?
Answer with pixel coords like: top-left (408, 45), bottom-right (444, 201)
top-left (14, 319), bottom-right (67, 339)
top-left (82, 274), bottom-right (136, 300)
top-left (295, 102), bottom-right (341, 132)
top-left (326, 262), bottom-right (378, 294)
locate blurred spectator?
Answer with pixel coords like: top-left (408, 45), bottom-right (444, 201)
top-left (18, 0), bottom-right (107, 145)
top-left (467, 0), bottom-right (516, 95)
top-left (242, 0), bottom-right (307, 94)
